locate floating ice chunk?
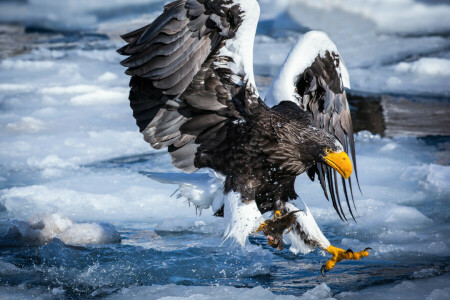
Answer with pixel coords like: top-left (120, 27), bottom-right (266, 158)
top-left (0, 214), bottom-right (120, 246)
top-left (58, 223), bottom-right (121, 245)
top-left (29, 213), bottom-right (74, 241)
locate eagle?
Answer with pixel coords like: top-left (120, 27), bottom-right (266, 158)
top-left (118, 0), bottom-right (371, 275)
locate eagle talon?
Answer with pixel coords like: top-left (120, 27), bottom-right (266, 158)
top-left (256, 210), bottom-right (300, 250)
top-left (321, 264), bottom-right (327, 277)
top-left (322, 245), bottom-right (371, 273)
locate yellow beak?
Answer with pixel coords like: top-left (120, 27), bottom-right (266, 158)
top-left (324, 151), bottom-right (353, 179)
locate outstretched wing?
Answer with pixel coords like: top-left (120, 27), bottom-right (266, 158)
top-left (118, 0), bottom-right (261, 173)
top-left (265, 31), bottom-right (359, 221)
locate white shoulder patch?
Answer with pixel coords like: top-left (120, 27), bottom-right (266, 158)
top-left (265, 31), bottom-right (350, 107)
top-left (284, 201), bottom-right (330, 255)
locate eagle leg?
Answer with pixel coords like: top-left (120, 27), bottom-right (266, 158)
top-left (256, 210), bottom-right (301, 250)
top-left (321, 245), bottom-right (372, 276)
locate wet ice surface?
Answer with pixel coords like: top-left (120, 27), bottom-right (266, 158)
top-left (0, 0), bottom-right (449, 299)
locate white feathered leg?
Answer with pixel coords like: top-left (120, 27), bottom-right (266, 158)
top-left (283, 201), bottom-right (331, 254)
top-left (223, 192), bottom-right (265, 246)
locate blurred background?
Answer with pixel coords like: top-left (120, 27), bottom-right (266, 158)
top-left (0, 0), bottom-right (449, 299)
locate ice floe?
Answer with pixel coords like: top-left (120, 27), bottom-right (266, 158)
top-left (0, 213), bottom-right (120, 246)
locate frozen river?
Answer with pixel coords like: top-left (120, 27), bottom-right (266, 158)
top-left (0, 0), bottom-right (449, 299)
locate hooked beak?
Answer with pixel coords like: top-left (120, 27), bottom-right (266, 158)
top-left (324, 151), bottom-right (353, 179)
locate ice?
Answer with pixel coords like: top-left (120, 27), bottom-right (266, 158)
top-left (291, 0), bottom-right (450, 35)
top-left (0, 213), bottom-right (120, 246)
top-left (105, 282), bottom-right (333, 300)
top-left (0, 0), bottom-right (165, 31)
top-left (336, 274), bottom-right (450, 300)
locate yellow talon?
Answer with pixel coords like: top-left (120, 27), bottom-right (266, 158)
top-left (256, 210), bottom-right (282, 232)
top-left (255, 210), bottom-right (300, 251)
top-left (321, 245), bottom-right (371, 276)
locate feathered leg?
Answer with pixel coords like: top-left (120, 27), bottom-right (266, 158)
top-left (258, 201), bottom-right (371, 275)
top-left (223, 192), bottom-right (265, 246)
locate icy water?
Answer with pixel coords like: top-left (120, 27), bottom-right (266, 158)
top-left (0, 0), bottom-right (449, 299)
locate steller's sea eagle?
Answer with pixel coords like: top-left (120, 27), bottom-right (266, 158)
top-left (118, 0), bottom-right (371, 275)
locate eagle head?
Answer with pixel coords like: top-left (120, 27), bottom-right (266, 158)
top-left (305, 129), bottom-right (353, 179)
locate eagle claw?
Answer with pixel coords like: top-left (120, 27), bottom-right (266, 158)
top-left (256, 210), bottom-right (300, 251)
top-left (321, 245), bottom-right (371, 275)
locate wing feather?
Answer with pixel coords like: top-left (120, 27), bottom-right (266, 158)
top-left (119, 0), bottom-right (260, 173)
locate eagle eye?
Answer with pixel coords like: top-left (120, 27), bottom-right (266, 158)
top-left (324, 148), bottom-right (332, 154)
